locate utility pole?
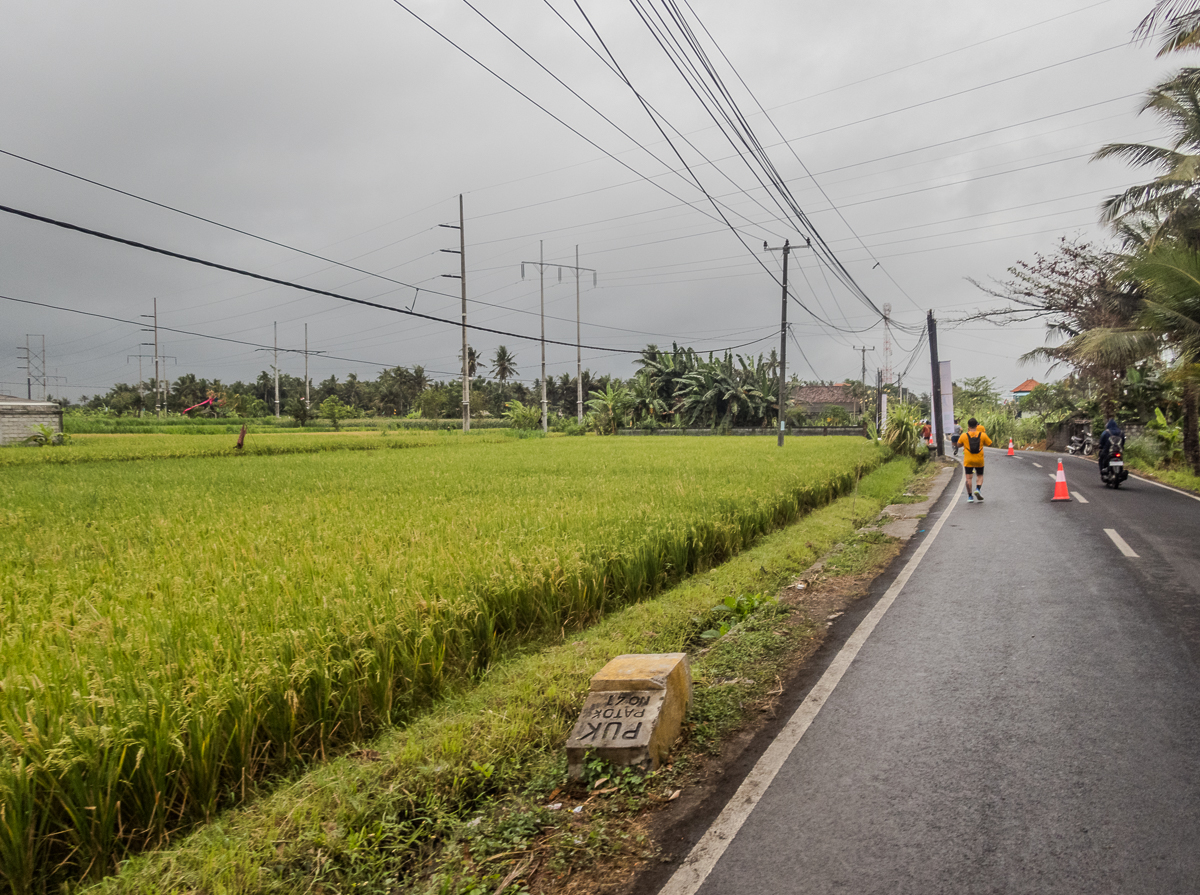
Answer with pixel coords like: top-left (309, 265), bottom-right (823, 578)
top-left (439, 196), bottom-right (469, 432)
top-left (140, 300), bottom-right (168, 416)
top-left (577, 245), bottom-right (582, 422)
top-left (274, 321), bottom-right (280, 418)
top-left (928, 310), bottom-right (944, 457)
top-left (764, 238), bottom-right (808, 447)
top-left (257, 333), bottom-right (320, 417)
top-left (519, 245), bottom-right (598, 430)
top-left (539, 241), bottom-right (546, 431)
top-left (852, 346), bottom-right (874, 417)
top-left (877, 369), bottom-right (884, 431)
top-left (154, 300), bottom-right (161, 416)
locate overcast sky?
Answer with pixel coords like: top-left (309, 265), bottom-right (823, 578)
top-left (0, 0), bottom-right (1180, 402)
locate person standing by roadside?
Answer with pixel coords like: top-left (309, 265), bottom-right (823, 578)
top-left (950, 418), bottom-right (963, 456)
top-left (957, 417), bottom-right (991, 502)
top-left (920, 419), bottom-right (932, 446)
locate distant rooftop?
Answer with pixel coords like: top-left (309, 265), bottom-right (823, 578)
top-left (1011, 379), bottom-right (1040, 394)
top-left (0, 395), bottom-right (58, 405)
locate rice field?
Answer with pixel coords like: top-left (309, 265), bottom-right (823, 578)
top-left (0, 429), bottom-right (508, 467)
top-left (0, 434), bottom-right (886, 891)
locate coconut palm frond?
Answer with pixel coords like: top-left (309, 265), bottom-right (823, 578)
top-left (1135, 1), bottom-right (1200, 55)
top-left (1093, 142), bottom-right (1185, 170)
top-left (1100, 181), bottom-right (1193, 222)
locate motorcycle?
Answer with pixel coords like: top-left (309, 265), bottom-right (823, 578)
top-left (1067, 432), bottom-right (1094, 455)
top-left (1100, 435), bottom-right (1129, 488)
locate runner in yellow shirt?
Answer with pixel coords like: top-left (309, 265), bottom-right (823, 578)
top-left (957, 417), bottom-right (991, 503)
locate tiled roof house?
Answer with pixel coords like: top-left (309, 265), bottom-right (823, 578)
top-left (1011, 379), bottom-right (1040, 400)
top-left (789, 383), bottom-right (857, 414)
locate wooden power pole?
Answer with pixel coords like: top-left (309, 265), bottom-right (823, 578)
top-left (928, 310), bottom-right (944, 457)
top-left (764, 238), bottom-right (809, 447)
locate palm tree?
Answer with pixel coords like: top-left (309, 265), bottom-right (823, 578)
top-left (1122, 246), bottom-right (1200, 473)
top-left (1094, 70), bottom-right (1200, 247)
top-left (1136, 1), bottom-right (1200, 57)
top-left (490, 346), bottom-right (517, 406)
top-left (459, 345), bottom-right (481, 379)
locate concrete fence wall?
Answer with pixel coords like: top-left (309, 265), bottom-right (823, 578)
top-left (0, 402), bottom-right (64, 446)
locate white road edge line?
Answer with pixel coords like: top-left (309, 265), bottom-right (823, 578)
top-left (1104, 528), bottom-right (1139, 558)
top-left (658, 482), bottom-right (960, 895)
top-left (1073, 492), bottom-right (1089, 503)
top-left (1057, 455), bottom-right (1200, 502)
top-left (1128, 470), bottom-right (1200, 502)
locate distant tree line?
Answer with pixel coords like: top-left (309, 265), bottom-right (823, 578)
top-left (74, 345), bottom-right (624, 422)
top-left (71, 340), bottom-right (927, 433)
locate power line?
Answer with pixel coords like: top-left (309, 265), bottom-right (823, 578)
top-left (0, 202), bottom-right (649, 354)
top-left (0, 147), bottom-right (462, 304)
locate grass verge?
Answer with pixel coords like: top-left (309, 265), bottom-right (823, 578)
top-left (87, 456), bottom-right (923, 895)
top-left (1126, 457), bottom-right (1200, 495)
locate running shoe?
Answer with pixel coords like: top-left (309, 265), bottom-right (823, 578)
top-left (966, 495), bottom-right (974, 503)
top-left (974, 488), bottom-right (984, 502)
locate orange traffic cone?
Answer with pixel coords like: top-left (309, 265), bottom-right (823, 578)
top-left (1051, 459), bottom-right (1071, 501)
top-left (1007, 438), bottom-right (1015, 457)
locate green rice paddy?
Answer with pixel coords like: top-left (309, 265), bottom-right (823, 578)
top-left (0, 433), bottom-right (885, 891)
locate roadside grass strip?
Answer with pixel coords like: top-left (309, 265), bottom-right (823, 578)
top-left (1123, 458), bottom-right (1200, 501)
top-left (0, 436), bottom-right (887, 891)
top-left (85, 458), bottom-right (919, 895)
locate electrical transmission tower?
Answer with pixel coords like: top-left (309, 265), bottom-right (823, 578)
top-left (439, 195), bottom-right (469, 432)
top-left (17, 335), bottom-right (45, 400)
top-left (16, 335), bottom-right (64, 400)
top-left (139, 299), bottom-right (176, 416)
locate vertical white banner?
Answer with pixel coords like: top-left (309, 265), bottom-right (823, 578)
top-left (938, 360), bottom-right (954, 442)
top-left (880, 393), bottom-right (887, 436)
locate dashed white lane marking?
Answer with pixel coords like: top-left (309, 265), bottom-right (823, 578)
top-left (1073, 492), bottom-right (1089, 504)
top-left (657, 479), bottom-right (962, 895)
top-left (1032, 462), bottom-right (1043, 468)
top-left (1105, 528), bottom-right (1139, 557)
top-left (1049, 474), bottom-right (1057, 481)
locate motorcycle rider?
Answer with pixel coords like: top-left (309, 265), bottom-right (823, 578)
top-left (1098, 418), bottom-right (1124, 475)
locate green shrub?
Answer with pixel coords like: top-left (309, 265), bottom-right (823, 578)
top-left (883, 404), bottom-right (926, 458)
top-left (21, 423), bottom-right (69, 446)
top-left (502, 400), bottom-right (542, 430)
top-left (1124, 434), bottom-right (1165, 468)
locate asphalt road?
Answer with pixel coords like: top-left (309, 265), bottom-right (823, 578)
top-left (668, 447), bottom-right (1200, 895)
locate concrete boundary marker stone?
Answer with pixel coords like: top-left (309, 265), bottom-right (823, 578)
top-left (566, 653), bottom-right (691, 779)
